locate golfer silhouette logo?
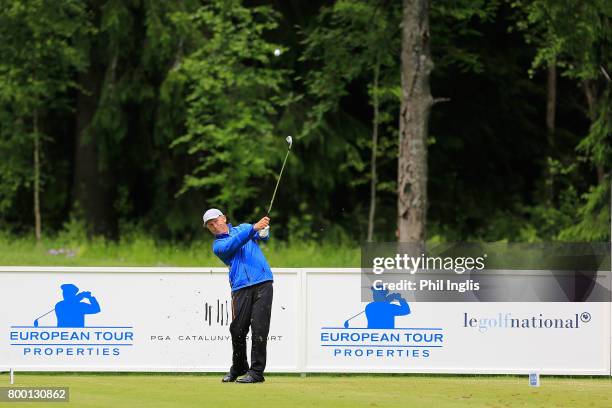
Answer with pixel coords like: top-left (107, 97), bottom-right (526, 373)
top-left (343, 288), bottom-right (411, 329)
top-left (365, 288), bottom-right (411, 329)
top-left (31, 284), bottom-right (101, 328)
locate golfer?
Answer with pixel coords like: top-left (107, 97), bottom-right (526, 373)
top-left (203, 208), bottom-right (273, 384)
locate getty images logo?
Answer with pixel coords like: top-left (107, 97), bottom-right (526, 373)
top-left (463, 312), bottom-right (592, 333)
top-left (319, 288), bottom-right (445, 359)
top-left (9, 283), bottom-right (135, 357)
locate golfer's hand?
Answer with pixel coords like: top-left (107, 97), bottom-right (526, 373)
top-left (253, 216), bottom-right (270, 231)
top-left (259, 226), bottom-right (270, 238)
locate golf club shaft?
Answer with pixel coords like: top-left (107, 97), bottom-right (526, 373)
top-left (267, 148), bottom-right (291, 215)
top-left (346, 310), bottom-right (364, 322)
top-left (35, 308), bottom-right (55, 321)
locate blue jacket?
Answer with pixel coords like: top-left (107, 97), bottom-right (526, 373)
top-left (213, 223), bottom-right (273, 291)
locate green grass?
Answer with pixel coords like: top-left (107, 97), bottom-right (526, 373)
top-left (1, 373), bottom-right (610, 408)
top-left (0, 235), bottom-right (359, 267)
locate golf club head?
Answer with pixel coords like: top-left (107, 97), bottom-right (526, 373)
top-left (33, 319), bottom-right (39, 328)
top-left (286, 135), bottom-right (293, 149)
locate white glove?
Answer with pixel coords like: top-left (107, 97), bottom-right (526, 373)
top-left (259, 226), bottom-right (270, 238)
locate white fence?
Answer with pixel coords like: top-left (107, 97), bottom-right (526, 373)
top-left (0, 267), bottom-right (610, 375)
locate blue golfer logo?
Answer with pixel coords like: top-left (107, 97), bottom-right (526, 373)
top-left (365, 288), bottom-right (410, 329)
top-left (54, 284), bottom-right (101, 328)
top-left (343, 288), bottom-right (411, 329)
top-left (33, 284), bottom-right (101, 328)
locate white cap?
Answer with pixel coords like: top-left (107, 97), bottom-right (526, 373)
top-left (202, 208), bottom-right (223, 224)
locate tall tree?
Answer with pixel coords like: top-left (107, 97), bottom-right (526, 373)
top-left (398, 0), bottom-right (433, 243)
top-left (545, 59), bottom-right (556, 200)
top-left (301, 0), bottom-right (400, 241)
top-left (71, 0), bottom-right (195, 238)
top-left (512, 0), bottom-right (565, 202)
top-left (513, 0), bottom-right (612, 240)
top-left (0, 0), bottom-right (90, 240)
top-left (167, 0), bottom-right (289, 218)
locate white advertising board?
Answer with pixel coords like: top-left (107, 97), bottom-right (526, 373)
top-left (305, 270), bottom-right (610, 375)
top-left (0, 267), bottom-right (609, 375)
top-left (0, 268), bottom-right (299, 372)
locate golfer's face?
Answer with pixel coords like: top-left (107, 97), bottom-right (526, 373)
top-left (206, 216), bottom-right (228, 235)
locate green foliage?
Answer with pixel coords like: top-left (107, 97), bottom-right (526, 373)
top-left (298, 0), bottom-right (402, 240)
top-left (577, 88), bottom-right (612, 170)
top-left (56, 214), bottom-right (89, 246)
top-left (0, 0), bottom-right (609, 245)
top-left (0, 112), bottom-right (29, 213)
top-left (511, 0), bottom-right (612, 79)
top-left (0, 0), bottom-right (90, 215)
top-left (168, 0), bottom-right (290, 216)
top-left (301, 0), bottom-right (399, 132)
top-left (559, 178), bottom-right (610, 241)
top-left (431, 0), bottom-right (500, 73)
top-left (510, 0), bottom-right (611, 241)
top-left (0, 231), bottom-right (360, 267)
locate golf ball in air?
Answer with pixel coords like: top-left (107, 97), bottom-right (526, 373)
top-left (274, 49), bottom-right (281, 57)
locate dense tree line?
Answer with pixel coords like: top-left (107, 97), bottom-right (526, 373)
top-left (0, 0), bottom-right (610, 243)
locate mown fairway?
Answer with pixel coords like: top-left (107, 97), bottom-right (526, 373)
top-left (1, 373), bottom-right (610, 408)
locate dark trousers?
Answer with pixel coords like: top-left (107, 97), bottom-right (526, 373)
top-left (229, 280), bottom-right (273, 379)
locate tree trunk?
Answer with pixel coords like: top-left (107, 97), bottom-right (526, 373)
top-left (72, 45), bottom-right (116, 238)
top-left (398, 0), bottom-right (433, 243)
top-left (597, 165), bottom-right (605, 183)
top-left (545, 60), bottom-right (556, 202)
top-left (583, 79), bottom-right (605, 183)
top-left (33, 110), bottom-right (41, 242)
top-left (367, 56), bottom-right (380, 242)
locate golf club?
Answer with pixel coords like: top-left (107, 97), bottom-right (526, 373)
top-left (343, 310), bottom-right (364, 328)
top-left (33, 308), bottom-right (55, 327)
top-left (267, 136), bottom-right (293, 215)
